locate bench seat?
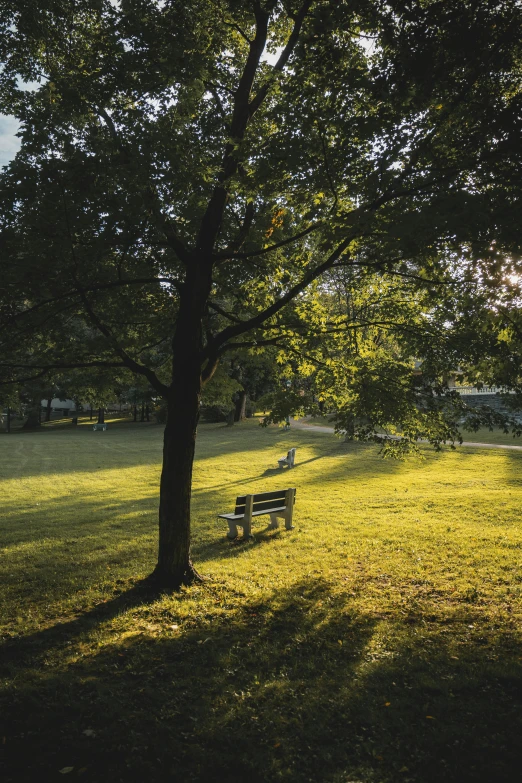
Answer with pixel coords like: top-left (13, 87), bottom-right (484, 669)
top-left (218, 488), bottom-right (296, 539)
top-left (218, 505), bottom-right (287, 521)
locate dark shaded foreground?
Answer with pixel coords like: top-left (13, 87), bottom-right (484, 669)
top-left (1, 578), bottom-right (521, 783)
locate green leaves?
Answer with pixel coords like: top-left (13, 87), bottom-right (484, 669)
top-left (1, 0), bottom-right (522, 443)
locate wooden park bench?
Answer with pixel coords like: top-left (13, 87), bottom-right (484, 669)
top-left (93, 423), bottom-right (107, 432)
top-left (278, 447), bottom-right (296, 469)
top-left (218, 487), bottom-right (296, 539)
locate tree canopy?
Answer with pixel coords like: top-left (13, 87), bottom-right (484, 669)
top-left (1, 0), bottom-right (521, 585)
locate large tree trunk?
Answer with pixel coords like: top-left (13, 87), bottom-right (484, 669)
top-left (97, 408), bottom-right (105, 424)
top-left (45, 398), bottom-right (52, 422)
top-left (152, 381), bottom-right (201, 586)
top-left (150, 268), bottom-right (211, 588)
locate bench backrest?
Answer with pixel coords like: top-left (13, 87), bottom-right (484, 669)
top-left (234, 488), bottom-right (296, 516)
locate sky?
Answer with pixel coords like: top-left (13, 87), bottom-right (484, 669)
top-left (0, 114), bottom-right (20, 167)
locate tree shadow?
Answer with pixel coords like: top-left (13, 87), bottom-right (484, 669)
top-left (0, 580), bottom-right (159, 670)
top-left (1, 578), bottom-right (522, 783)
top-left (192, 525), bottom-right (288, 563)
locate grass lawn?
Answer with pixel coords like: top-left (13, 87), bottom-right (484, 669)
top-left (1, 419), bottom-right (522, 783)
top-left (458, 428), bottom-right (522, 446)
top-left (301, 415), bottom-right (522, 447)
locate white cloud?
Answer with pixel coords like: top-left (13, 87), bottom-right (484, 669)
top-left (0, 115), bottom-right (21, 167)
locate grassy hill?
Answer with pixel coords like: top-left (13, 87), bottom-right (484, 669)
top-left (1, 419), bottom-right (521, 782)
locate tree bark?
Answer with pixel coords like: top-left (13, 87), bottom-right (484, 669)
top-left (6, 407), bottom-right (11, 433)
top-left (97, 408), bottom-right (105, 424)
top-left (140, 402), bottom-right (145, 422)
top-left (151, 383), bottom-right (201, 587)
top-left (22, 400), bottom-right (42, 430)
top-left (150, 266), bottom-right (211, 587)
top-left (234, 390), bottom-right (247, 422)
top-left (133, 404), bottom-right (137, 422)
top-left (23, 407), bottom-right (41, 428)
top-left (45, 398), bottom-right (52, 421)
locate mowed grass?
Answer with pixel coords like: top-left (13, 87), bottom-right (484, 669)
top-left (302, 415), bottom-right (522, 446)
top-left (1, 420), bottom-right (522, 783)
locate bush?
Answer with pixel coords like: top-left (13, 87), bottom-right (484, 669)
top-left (200, 404), bottom-right (232, 423)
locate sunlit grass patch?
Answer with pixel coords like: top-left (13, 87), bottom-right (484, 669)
top-left (1, 420), bottom-right (522, 782)
top-left (300, 414), bottom-right (522, 448)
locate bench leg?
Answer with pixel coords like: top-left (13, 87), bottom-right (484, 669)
top-left (269, 513), bottom-right (280, 530)
top-left (284, 488), bottom-right (295, 530)
top-left (227, 520), bottom-right (238, 539)
top-left (242, 519), bottom-right (253, 538)
top-left (242, 495), bottom-right (254, 539)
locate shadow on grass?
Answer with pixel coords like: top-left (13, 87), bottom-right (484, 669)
top-left (0, 438), bottom-right (396, 553)
top-left (1, 578), bottom-right (522, 783)
top-left (195, 453), bottom-right (328, 494)
top-left (192, 526), bottom-right (288, 565)
top-left (0, 420), bottom-right (320, 481)
top-left (0, 581), bottom-right (159, 668)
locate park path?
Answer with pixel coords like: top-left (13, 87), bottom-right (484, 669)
top-left (292, 419), bottom-right (522, 452)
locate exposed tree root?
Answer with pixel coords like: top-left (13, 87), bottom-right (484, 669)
top-left (145, 559), bottom-right (207, 590)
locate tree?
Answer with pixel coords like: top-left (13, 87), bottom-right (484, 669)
top-left (0, 0), bottom-right (521, 585)
top-left (200, 350), bottom-right (280, 422)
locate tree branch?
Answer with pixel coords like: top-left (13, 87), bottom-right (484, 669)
top-left (0, 361), bottom-right (127, 387)
top-left (221, 200), bottom-right (256, 255)
top-left (216, 221), bottom-right (320, 260)
top-left (208, 301), bottom-right (245, 324)
top-left (221, 19), bottom-right (253, 44)
top-left (0, 361), bottom-right (127, 370)
top-left (196, 5), bottom-right (271, 253)
top-left (1, 277), bottom-right (178, 331)
top-left (202, 235), bottom-right (354, 360)
top-left (196, 1), bottom-right (313, 256)
top-left (76, 285), bottom-right (169, 396)
top-left (216, 337), bottom-right (283, 353)
top-left (248, 0), bottom-right (313, 116)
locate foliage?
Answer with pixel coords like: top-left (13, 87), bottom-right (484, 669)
top-left (0, 0), bottom-right (521, 418)
top-left (199, 403), bottom-right (230, 423)
top-left (258, 263), bottom-right (522, 452)
top-left (200, 363), bottom-right (243, 408)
